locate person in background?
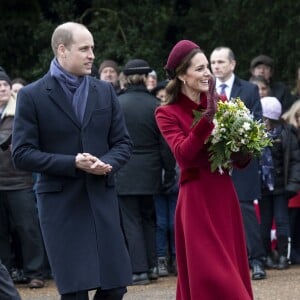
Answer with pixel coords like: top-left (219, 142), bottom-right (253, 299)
top-left (116, 59), bottom-right (176, 285)
top-left (12, 22), bottom-right (133, 300)
top-left (259, 96), bottom-right (300, 269)
top-left (152, 80), bottom-right (178, 277)
top-left (250, 55), bottom-right (295, 112)
top-left (291, 63), bottom-right (300, 99)
top-left (146, 70), bottom-right (158, 91)
top-left (11, 78), bottom-right (27, 95)
top-left (282, 99), bottom-right (300, 264)
top-left (210, 46), bottom-right (267, 280)
top-left (0, 67), bottom-right (45, 289)
top-left (156, 40), bottom-right (253, 300)
top-left (118, 71), bottom-right (127, 93)
top-left (249, 75), bottom-right (270, 99)
top-left (0, 259), bottom-right (21, 300)
top-left (98, 59), bottom-right (121, 94)
top-left (151, 80), bottom-right (168, 104)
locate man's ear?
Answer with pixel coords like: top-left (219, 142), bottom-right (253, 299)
top-left (57, 44), bottom-right (67, 58)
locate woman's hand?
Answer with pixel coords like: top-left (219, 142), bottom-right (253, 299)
top-left (203, 75), bottom-right (218, 121)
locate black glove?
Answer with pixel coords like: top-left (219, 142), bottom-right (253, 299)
top-left (203, 75), bottom-right (218, 122)
top-left (0, 134), bottom-right (12, 151)
top-left (286, 189), bottom-right (297, 199)
top-left (230, 151), bottom-right (252, 167)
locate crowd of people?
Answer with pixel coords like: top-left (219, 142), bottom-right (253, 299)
top-left (0, 21), bottom-right (300, 300)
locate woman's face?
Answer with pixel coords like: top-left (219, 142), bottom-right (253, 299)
top-left (252, 80), bottom-right (269, 98)
top-left (180, 52), bottom-right (211, 94)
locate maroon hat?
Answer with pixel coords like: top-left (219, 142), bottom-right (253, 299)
top-left (165, 40), bottom-right (200, 74)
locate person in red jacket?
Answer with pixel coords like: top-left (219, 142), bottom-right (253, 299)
top-left (155, 40), bottom-right (253, 300)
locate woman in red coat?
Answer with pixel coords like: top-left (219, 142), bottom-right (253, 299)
top-left (155, 40), bottom-right (253, 300)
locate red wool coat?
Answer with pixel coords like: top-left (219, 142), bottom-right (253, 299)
top-left (155, 93), bottom-right (253, 300)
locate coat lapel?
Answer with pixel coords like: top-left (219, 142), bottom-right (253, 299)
top-left (44, 73), bottom-right (81, 128)
top-left (82, 80), bottom-right (98, 128)
top-left (230, 77), bottom-right (242, 99)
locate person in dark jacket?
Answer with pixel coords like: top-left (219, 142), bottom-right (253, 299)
top-left (116, 59), bottom-right (176, 285)
top-left (152, 81), bottom-right (178, 276)
top-left (12, 22), bottom-right (133, 300)
top-left (259, 96), bottom-right (300, 270)
top-left (210, 47), bottom-right (267, 280)
top-left (250, 55), bottom-right (295, 113)
top-left (0, 67), bottom-right (45, 289)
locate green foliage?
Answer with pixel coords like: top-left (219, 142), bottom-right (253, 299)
top-left (0, 0), bottom-right (299, 87)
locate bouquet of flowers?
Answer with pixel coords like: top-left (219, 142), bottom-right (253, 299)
top-left (193, 97), bottom-right (272, 174)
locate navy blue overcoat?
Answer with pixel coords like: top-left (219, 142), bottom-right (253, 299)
top-left (12, 73), bottom-right (133, 294)
top-left (230, 76), bottom-right (263, 201)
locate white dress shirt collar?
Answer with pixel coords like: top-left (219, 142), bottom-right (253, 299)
top-left (216, 74), bottom-right (235, 100)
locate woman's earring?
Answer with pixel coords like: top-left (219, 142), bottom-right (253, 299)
top-left (183, 80), bottom-right (186, 85)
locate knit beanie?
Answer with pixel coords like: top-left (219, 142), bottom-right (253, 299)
top-left (261, 96), bottom-right (282, 120)
top-left (0, 67), bottom-right (12, 87)
top-left (98, 60), bottom-right (119, 75)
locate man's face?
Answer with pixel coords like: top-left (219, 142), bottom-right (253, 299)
top-left (251, 64), bottom-right (272, 81)
top-left (0, 80), bottom-right (11, 108)
top-left (100, 67), bottom-right (118, 85)
top-left (146, 75), bottom-right (157, 91)
top-left (210, 49), bottom-right (236, 82)
top-left (59, 27), bottom-right (95, 76)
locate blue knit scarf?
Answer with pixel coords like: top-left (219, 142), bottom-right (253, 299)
top-left (50, 58), bottom-right (89, 123)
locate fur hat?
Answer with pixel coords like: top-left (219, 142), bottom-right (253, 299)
top-left (0, 67), bottom-right (12, 87)
top-left (123, 59), bottom-right (152, 76)
top-left (165, 40), bottom-right (200, 77)
top-left (250, 55), bottom-right (274, 70)
top-left (261, 96), bottom-right (282, 120)
top-left (98, 60), bottom-right (119, 74)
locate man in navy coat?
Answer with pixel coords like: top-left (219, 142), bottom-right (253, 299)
top-left (12, 22), bottom-right (133, 300)
top-left (210, 46), bottom-right (267, 280)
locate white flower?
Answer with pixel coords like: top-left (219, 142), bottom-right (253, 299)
top-left (242, 122), bottom-right (251, 131)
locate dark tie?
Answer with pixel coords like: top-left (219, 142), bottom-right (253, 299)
top-left (219, 83), bottom-right (227, 97)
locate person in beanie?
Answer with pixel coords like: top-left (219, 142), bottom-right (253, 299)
top-left (12, 22), bottom-right (133, 300)
top-left (98, 59), bottom-right (121, 94)
top-left (0, 67), bottom-right (45, 289)
top-left (116, 59), bottom-right (177, 285)
top-left (259, 96), bottom-right (300, 270)
top-left (155, 40), bottom-right (253, 299)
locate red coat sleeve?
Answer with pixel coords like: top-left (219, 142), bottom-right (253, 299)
top-left (155, 105), bottom-right (214, 165)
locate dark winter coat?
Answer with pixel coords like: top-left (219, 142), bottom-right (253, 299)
top-left (115, 84), bottom-right (176, 195)
top-left (261, 123), bottom-right (300, 196)
top-left (12, 73), bottom-right (133, 294)
top-left (0, 94), bottom-right (33, 190)
top-left (230, 76), bottom-right (263, 201)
